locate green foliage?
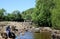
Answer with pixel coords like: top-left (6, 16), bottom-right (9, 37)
top-left (0, 8), bottom-right (5, 21)
top-left (0, 9), bottom-right (24, 21)
top-left (22, 8), bottom-right (34, 21)
top-left (51, 0), bottom-right (60, 29)
top-left (12, 10), bottom-right (22, 21)
top-left (31, 0), bottom-right (55, 27)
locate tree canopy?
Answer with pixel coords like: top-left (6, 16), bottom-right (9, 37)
top-left (51, 0), bottom-right (60, 29)
top-left (0, 9), bottom-right (24, 21)
top-left (31, 0), bottom-right (55, 27)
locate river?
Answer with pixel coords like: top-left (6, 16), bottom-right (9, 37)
top-left (15, 31), bottom-right (40, 39)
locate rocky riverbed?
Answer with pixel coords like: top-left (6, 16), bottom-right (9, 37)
top-left (0, 21), bottom-right (60, 39)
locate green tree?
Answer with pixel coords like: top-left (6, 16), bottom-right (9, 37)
top-left (11, 10), bottom-right (23, 21)
top-left (22, 8), bottom-right (34, 21)
top-left (32, 0), bottom-right (55, 27)
top-left (6, 13), bottom-right (14, 21)
top-left (51, 0), bottom-right (60, 29)
top-left (0, 8), bottom-right (5, 21)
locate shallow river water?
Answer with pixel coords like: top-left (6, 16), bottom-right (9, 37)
top-left (15, 31), bottom-right (40, 39)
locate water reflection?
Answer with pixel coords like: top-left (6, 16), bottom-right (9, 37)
top-left (20, 31), bottom-right (34, 39)
top-left (18, 31), bottom-right (34, 39)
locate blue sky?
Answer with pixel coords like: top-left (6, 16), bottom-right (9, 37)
top-left (0, 0), bottom-right (35, 13)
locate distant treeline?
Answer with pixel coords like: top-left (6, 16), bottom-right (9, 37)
top-left (0, 9), bottom-right (24, 22)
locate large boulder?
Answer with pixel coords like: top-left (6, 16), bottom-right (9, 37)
top-left (34, 27), bottom-right (40, 33)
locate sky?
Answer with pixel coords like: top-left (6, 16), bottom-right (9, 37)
top-left (0, 0), bottom-right (35, 13)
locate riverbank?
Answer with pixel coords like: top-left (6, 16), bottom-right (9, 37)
top-left (0, 21), bottom-right (60, 39)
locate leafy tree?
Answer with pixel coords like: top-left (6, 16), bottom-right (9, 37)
top-left (0, 8), bottom-right (5, 21)
top-left (32, 0), bottom-right (55, 27)
top-left (22, 8), bottom-right (34, 21)
top-left (0, 9), bottom-right (24, 21)
top-left (12, 10), bottom-right (23, 21)
top-left (6, 13), bottom-right (14, 21)
top-left (51, 0), bottom-right (60, 29)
